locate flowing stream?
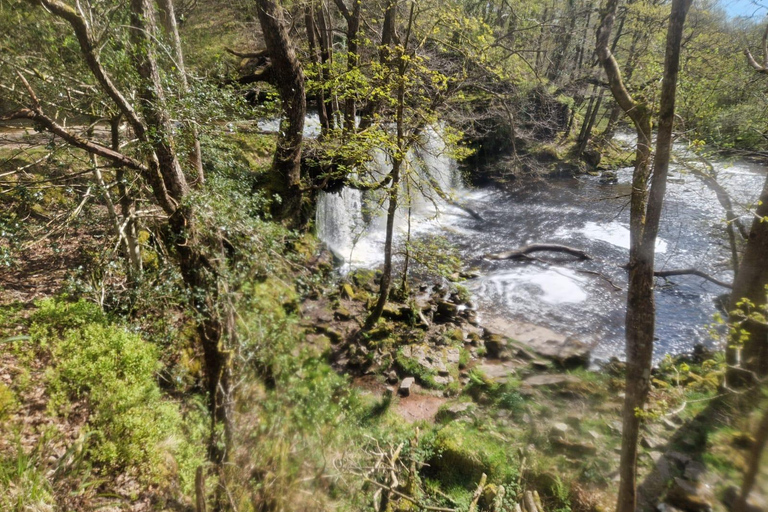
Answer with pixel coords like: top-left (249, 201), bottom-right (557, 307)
top-left (316, 132), bottom-right (767, 362)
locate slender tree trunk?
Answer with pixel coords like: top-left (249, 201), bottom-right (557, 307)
top-left (333, 0), bottom-right (361, 132)
top-left (597, 0), bottom-right (691, 511)
top-left (366, 2), bottom-right (414, 329)
top-left (315, 2), bottom-right (337, 129)
top-left (256, 0), bottom-right (306, 224)
top-left (306, 5), bottom-right (330, 133)
top-left (156, 0), bottom-right (205, 186)
top-left (359, 0), bottom-right (398, 131)
top-left (110, 116), bottom-right (142, 276)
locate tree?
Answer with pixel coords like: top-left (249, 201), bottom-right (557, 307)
top-left (2, 0), bottom-right (234, 462)
top-left (596, 0), bottom-right (692, 511)
top-left (255, 0), bottom-right (307, 224)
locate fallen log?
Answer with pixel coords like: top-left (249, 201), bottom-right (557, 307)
top-left (486, 244), bottom-right (592, 261)
top-left (654, 268), bottom-right (732, 289)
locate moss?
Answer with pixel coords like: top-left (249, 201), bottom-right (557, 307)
top-left (429, 423), bottom-right (518, 488)
top-left (395, 347), bottom-right (439, 388)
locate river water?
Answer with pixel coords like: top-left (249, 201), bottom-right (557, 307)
top-left (316, 132), bottom-right (767, 362)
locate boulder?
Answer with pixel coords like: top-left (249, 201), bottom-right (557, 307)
top-left (399, 377), bottom-right (415, 397)
top-left (436, 402), bottom-right (476, 422)
top-left (482, 317), bottom-right (590, 368)
top-left (484, 334), bottom-right (509, 359)
top-left (435, 301), bottom-right (460, 323)
top-left (665, 478), bottom-right (715, 512)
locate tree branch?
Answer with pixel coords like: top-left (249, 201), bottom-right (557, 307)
top-left (654, 268), bottom-right (732, 289)
top-left (486, 243), bottom-right (592, 261)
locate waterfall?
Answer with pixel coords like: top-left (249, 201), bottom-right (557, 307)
top-left (316, 125), bottom-right (464, 270)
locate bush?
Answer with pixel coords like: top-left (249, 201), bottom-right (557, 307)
top-left (30, 298), bottom-right (205, 491)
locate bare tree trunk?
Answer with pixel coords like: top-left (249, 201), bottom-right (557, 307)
top-left (255, 0), bottom-right (306, 224)
top-left (315, 2), bottom-right (338, 129)
top-left (366, 2), bottom-right (414, 329)
top-left (333, 0), bottom-right (361, 132)
top-left (156, 0), bottom-right (205, 186)
top-left (597, 1), bottom-right (691, 511)
top-left (305, 4), bottom-right (330, 133)
top-left (359, 0), bottom-right (398, 132)
top-left (110, 116), bottom-right (142, 276)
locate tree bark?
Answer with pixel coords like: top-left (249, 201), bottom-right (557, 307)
top-left (333, 0), bottom-right (362, 132)
top-left (255, 0), bottom-right (306, 224)
top-left (733, 404), bottom-right (768, 512)
top-left (597, 1), bottom-right (691, 511)
top-left (728, 173), bottom-right (768, 381)
top-left (156, 0), bottom-right (205, 186)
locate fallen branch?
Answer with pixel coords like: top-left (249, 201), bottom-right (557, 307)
top-left (486, 243), bottom-right (592, 261)
top-left (654, 268), bottom-right (732, 289)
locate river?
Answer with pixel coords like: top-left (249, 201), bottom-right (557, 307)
top-left (317, 132), bottom-right (766, 362)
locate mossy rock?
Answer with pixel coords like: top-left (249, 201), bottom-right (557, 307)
top-left (429, 423), bottom-right (517, 488)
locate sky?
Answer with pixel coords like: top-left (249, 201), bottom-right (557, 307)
top-left (720, 0), bottom-right (768, 18)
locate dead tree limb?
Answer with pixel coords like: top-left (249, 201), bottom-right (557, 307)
top-left (654, 268), bottom-right (732, 289)
top-left (486, 243), bottom-right (592, 261)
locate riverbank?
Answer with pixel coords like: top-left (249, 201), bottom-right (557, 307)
top-left (299, 263), bottom-right (766, 512)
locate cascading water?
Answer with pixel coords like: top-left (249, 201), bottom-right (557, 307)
top-left (316, 126), bottom-right (467, 270)
top-left (316, 128), bottom-right (767, 362)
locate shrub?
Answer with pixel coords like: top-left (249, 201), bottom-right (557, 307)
top-left (30, 298), bottom-right (205, 491)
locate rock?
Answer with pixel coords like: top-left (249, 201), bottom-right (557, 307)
top-left (398, 344), bottom-right (460, 386)
top-left (549, 423), bottom-right (570, 438)
top-left (662, 417), bottom-right (681, 431)
top-left (386, 371), bottom-right (399, 385)
top-left (684, 461), bottom-right (707, 482)
top-left (522, 374), bottom-right (581, 388)
top-left (482, 317), bottom-right (590, 368)
top-left (583, 148), bottom-right (602, 168)
top-left (600, 170), bottom-right (618, 184)
top-left (433, 375), bottom-right (453, 386)
top-left (666, 451), bottom-right (693, 469)
top-left (435, 301), bottom-right (459, 323)
top-left (340, 283), bottom-right (356, 300)
top-left (648, 451), bottom-right (664, 463)
top-left (315, 324), bottom-right (343, 344)
top-left (399, 377), bottom-right (415, 396)
top-left (460, 270), bottom-right (481, 280)
top-left (641, 434), bottom-right (666, 450)
top-left (334, 306), bottom-right (353, 321)
top-left (550, 437), bottom-right (598, 456)
top-left (665, 478), bottom-right (715, 512)
top-left (436, 402), bottom-right (476, 422)
top-left (484, 334), bottom-right (509, 359)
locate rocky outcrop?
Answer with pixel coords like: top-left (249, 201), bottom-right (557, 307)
top-left (483, 316), bottom-right (591, 368)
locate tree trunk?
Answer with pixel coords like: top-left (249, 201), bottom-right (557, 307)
top-left (130, 0), bottom-right (233, 460)
top-left (728, 174), bottom-right (768, 381)
top-left (156, 0), bottom-right (204, 186)
top-left (733, 404), bottom-right (768, 512)
top-left (305, 5), bottom-right (330, 133)
top-left (255, 0), bottom-right (306, 224)
top-left (597, 0), bottom-right (691, 511)
top-left (333, 0), bottom-right (361, 132)
top-left (366, 2), bottom-right (414, 329)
